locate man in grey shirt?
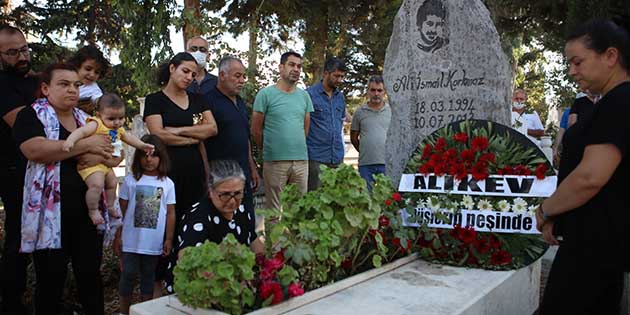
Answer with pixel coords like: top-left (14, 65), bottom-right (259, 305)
top-left (350, 75), bottom-right (391, 190)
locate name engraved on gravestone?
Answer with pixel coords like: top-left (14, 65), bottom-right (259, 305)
top-left (384, 0), bottom-right (511, 184)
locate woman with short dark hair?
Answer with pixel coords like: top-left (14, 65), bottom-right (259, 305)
top-left (164, 160), bottom-right (264, 294)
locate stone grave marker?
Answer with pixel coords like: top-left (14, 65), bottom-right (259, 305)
top-left (384, 0), bottom-right (512, 184)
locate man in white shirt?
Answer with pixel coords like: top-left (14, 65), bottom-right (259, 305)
top-left (511, 88), bottom-right (545, 139)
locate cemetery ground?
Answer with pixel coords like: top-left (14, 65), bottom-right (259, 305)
top-left (0, 201), bottom-right (554, 315)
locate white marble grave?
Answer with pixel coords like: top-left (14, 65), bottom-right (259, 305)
top-left (131, 255), bottom-right (540, 315)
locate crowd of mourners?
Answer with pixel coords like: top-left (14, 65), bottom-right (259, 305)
top-left (0, 23), bottom-right (391, 315)
top-left (1, 16), bottom-right (630, 315)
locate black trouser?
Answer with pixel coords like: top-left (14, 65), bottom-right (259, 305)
top-left (540, 245), bottom-right (623, 315)
top-left (0, 166), bottom-right (28, 313)
top-left (32, 214), bottom-right (103, 315)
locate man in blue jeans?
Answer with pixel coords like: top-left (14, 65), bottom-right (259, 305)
top-left (350, 75), bottom-right (391, 190)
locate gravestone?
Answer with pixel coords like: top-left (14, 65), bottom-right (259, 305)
top-left (384, 0), bottom-right (512, 184)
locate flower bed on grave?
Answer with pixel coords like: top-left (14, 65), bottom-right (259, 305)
top-left (397, 119), bottom-right (552, 269)
top-left (171, 120), bottom-right (553, 314)
top-left (173, 164), bottom-right (417, 315)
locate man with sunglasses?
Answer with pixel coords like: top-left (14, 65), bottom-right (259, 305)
top-left (185, 36), bottom-right (217, 97)
top-left (350, 75), bottom-right (391, 190)
top-left (0, 24), bottom-right (38, 315)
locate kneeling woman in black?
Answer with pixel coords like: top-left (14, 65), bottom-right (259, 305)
top-left (165, 160), bottom-right (264, 293)
top-left (536, 19), bottom-right (630, 314)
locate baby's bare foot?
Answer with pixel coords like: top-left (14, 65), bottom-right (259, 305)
top-left (89, 210), bottom-right (105, 225)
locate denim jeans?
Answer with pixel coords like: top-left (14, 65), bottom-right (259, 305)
top-left (358, 164), bottom-right (386, 191)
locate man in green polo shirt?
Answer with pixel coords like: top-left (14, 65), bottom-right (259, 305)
top-left (252, 51), bottom-right (314, 211)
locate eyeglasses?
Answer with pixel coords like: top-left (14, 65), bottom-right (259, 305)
top-left (0, 45), bottom-right (30, 57)
top-left (188, 46), bottom-right (208, 53)
top-left (216, 190), bottom-right (244, 202)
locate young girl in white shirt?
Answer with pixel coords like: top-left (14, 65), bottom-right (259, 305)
top-left (114, 135), bottom-right (176, 315)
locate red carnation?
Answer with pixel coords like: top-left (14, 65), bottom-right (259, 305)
top-left (419, 163), bottom-right (432, 175)
top-left (471, 162), bottom-right (489, 181)
top-left (535, 163), bottom-right (548, 180)
top-left (490, 250), bottom-right (512, 266)
top-left (392, 192), bottom-right (402, 202)
top-left (474, 239), bottom-right (490, 254)
top-left (259, 281), bottom-right (284, 305)
top-left (479, 152), bottom-right (496, 163)
top-left (471, 136), bottom-right (489, 151)
top-left (378, 215), bottom-right (390, 228)
top-left (460, 149), bottom-right (475, 162)
top-left (497, 165), bottom-right (514, 175)
top-left (288, 282), bottom-right (305, 297)
top-left (458, 226), bottom-right (477, 245)
top-left (384, 199), bottom-right (393, 206)
top-left (514, 164), bottom-right (532, 176)
top-left (489, 234), bottom-right (501, 249)
top-left (422, 144), bottom-right (433, 160)
top-left (453, 132), bottom-right (468, 143)
top-left (444, 148), bottom-right (458, 161)
top-left (435, 137), bottom-right (447, 152)
top-left (434, 163), bottom-right (445, 176)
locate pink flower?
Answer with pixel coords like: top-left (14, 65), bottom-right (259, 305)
top-left (287, 282), bottom-right (305, 297)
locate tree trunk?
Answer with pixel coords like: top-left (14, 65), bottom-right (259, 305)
top-left (302, 8), bottom-right (329, 85)
top-left (183, 0), bottom-right (201, 47)
top-left (247, 15), bottom-right (259, 80)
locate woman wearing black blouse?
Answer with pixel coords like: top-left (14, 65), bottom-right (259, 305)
top-left (143, 52), bottom-right (217, 222)
top-left (13, 64), bottom-right (118, 315)
top-left (536, 19), bottom-right (630, 314)
top-left (165, 160), bottom-right (264, 293)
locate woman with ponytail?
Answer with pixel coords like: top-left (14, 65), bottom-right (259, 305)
top-left (143, 52), bottom-right (217, 291)
top-left (536, 18), bottom-right (630, 314)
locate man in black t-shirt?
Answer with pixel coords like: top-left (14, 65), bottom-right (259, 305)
top-left (0, 24), bottom-right (38, 315)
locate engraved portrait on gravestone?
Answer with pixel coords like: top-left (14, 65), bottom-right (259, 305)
top-left (416, 0), bottom-right (448, 53)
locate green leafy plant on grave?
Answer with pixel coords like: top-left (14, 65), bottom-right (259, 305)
top-left (263, 164), bottom-right (414, 290)
top-left (173, 234), bottom-right (256, 315)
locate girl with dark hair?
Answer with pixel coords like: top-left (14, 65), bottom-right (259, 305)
top-left (68, 45), bottom-right (111, 113)
top-left (536, 18), bottom-right (630, 314)
top-left (143, 52), bottom-right (217, 289)
top-left (12, 63), bottom-right (117, 315)
top-left (114, 134), bottom-right (175, 315)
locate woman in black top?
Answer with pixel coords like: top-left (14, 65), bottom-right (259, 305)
top-left (144, 52), bottom-right (217, 222)
top-left (164, 160), bottom-right (264, 293)
top-left (536, 19), bottom-right (630, 314)
top-left (13, 64), bottom-right (118, 315)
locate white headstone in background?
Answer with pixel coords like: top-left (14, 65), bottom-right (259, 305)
top-left (384, 0), bottom-right (512, 184)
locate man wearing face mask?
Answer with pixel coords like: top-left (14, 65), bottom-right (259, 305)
top-left (511, 88), bottom-right (545, 139)
top-left (186, 36), bottom-right (217, 97)
top-left (0, 24), bottom-right (38, 315)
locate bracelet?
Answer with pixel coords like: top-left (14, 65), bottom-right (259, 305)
top-left (539, 204), bottom-right (549, 220)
